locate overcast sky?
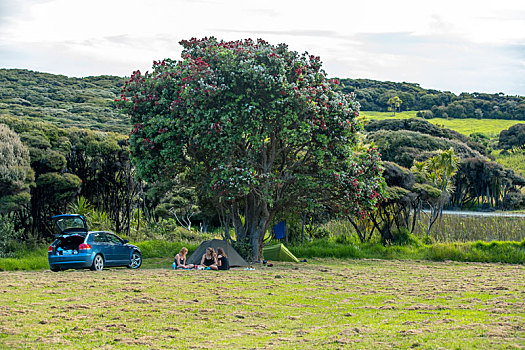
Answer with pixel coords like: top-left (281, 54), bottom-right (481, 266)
top-left (1, 0), bottom-right (524, 95)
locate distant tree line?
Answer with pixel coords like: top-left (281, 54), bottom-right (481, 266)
top-left (339, 78), bottom-right (525, 120)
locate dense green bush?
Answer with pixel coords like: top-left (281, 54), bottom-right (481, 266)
top-left (0, 124), bottom-right (34, 213)
top-left (365, 118), bottom-right (470, 144)
top-left (416, 110), bottom-right (434, 119)
top-left (0, 215), bottom-right (25, 258)
top-left (498, 123), bottom-right (525, 150)
top-left (368, 129), bottom-right (484, 168)
top-left (383, 228), bottom-right (423, 246)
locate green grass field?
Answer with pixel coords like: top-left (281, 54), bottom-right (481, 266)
top-left (360, 111), bottom-right (523, 139)
top-left (0, 260), bottom-right (522, 349)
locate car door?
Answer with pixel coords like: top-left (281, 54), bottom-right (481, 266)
top-left (92, 232), bottom-right (112, 264)
top-left (105, 233), bottom-right (129, 265)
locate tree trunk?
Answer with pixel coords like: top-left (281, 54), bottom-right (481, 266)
top-left (348, 217), bottom-right (366, 243)
top-left (247, 214), bottom-right (272, 262)
top-left (301, 213), bottom-right (305, 244)
top-left (231, 194), bottom-right (274, 262)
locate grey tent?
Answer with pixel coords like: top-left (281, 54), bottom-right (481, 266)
top-left (187, 239), bottom-right (249, 267)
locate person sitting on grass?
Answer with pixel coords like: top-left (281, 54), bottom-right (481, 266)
top-left (216, 247), bottom-right (230, 271)
top-left (174, 247), bottom-right (194, 269)
top-left (200, 247), bottom-right (218, 270)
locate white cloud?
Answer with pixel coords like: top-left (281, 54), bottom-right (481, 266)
top-left (1, 0), bottom-right (524, 94)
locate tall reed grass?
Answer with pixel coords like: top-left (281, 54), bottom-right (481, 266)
top-left (323, 214), bottom-right (525, 244)
top-left (414, 214), bottom-right (525, 242)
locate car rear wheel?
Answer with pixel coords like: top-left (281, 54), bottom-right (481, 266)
top-left (50, 266), bottom-right (60, 272)
top-left (91, 254), bottom-right (104, 271)
top-left (128, 251), bottom-right (142, 269)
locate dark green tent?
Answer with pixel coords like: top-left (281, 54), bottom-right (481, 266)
top-left (263, 243), bottom-right (299, 262)
top-left (187, 239), bottom-right (249, 267)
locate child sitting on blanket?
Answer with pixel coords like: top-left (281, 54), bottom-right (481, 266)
top-left (216, 247), bottom-right (230, 271)
top-left (173, 247), bottom-right (194, 269)
top-left (200, 247), bottom-right (218, 270)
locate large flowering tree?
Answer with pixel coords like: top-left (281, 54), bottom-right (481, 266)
top-left (118, 38), bottom-right (384, 261)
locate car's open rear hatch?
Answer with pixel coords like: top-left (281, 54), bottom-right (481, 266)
top-left (52, 214), bottom-right (88, 236)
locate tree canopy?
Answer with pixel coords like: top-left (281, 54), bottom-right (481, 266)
top-left (118, 37), bottom-right (384, 260)
top-left (387, 96), bottom-right (402, 116)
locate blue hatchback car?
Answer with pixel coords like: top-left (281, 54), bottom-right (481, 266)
top-left (48, 214), bottom-right (142, 272)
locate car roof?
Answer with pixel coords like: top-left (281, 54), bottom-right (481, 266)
top-left (52, 214), bottom-right (86, 219)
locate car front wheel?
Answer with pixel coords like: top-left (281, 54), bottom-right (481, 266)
top-left (91, 254), bottom-right (104, 271)
top-left (128, 251), bottom-right (142, 269)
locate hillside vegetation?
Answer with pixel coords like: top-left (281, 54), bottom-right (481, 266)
top-left (361, 111), bottom-right (525, 175)
top-left (2, 68), bottom-right (523, 134)
top-left (0, 68), bottom-right (524, 250)
top-left (0, 69), bottom-right (128, 133)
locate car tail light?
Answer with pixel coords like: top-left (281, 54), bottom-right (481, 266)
top-left (79, 243), bottom-right (91, 250)
top-left (48, 245), bottom-right (53, 252)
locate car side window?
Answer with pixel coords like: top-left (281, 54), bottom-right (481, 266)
top-left (93, 232), bottom-right (107, 243)
top-left (106, 233), bottom-right (122, 244)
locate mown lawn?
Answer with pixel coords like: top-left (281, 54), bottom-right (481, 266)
top-left (0, 259), bottom-right (523, 349)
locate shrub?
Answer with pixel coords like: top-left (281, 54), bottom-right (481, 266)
top-left (141, 218), bottom-right (214, 243)
top-left (0, 124), bottom-right (34, 213)
top-left (0, 215), bottom-right (24, 258)
top-left (0, 245), bottom-right (48, 271)
top-left (383, 228), bottom-right (423, 247)
top-left (232, 240), bottom-right (252, 261)
top-left (416, 110), bottom-right (434, 119)
top-left (498, 123), bottom-right (525, 150)
top-left (502, 192), bottom-right (525, 210)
